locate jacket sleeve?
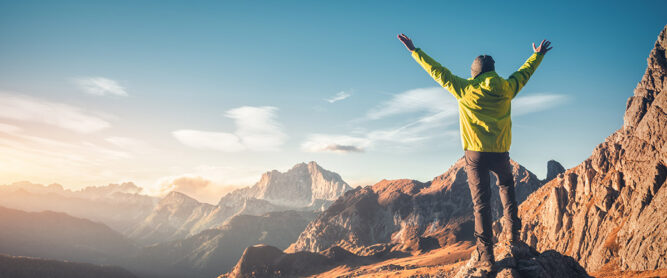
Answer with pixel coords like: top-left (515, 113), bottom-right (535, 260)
top-left (507, 52), bottom-right (544, 98)
top-left (411, 48), bottom-right (468, 100)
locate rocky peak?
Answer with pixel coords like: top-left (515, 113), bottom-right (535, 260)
top-left (545, 160), bottom-right (566, 182)
top-left (219, 161), bottom-right (352, 208)
top-left (624, 25), bottom-right (666, 131)
top-left (160, 191), bottom-right (199, 206)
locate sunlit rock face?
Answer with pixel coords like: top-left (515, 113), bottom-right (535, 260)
top-left (518, 25), bottom-right (667, 272)
top-left (218, 161), bottom-right (352, 208)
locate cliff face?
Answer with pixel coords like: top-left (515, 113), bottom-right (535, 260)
top-left (289, 159), bottom-right (543, 254)
top-left (518, 25), bottom-right (667, 272)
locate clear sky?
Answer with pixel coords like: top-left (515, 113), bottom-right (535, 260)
top-left (1, 0), bottom-right (665, 203)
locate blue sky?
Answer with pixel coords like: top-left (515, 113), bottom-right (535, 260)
top-left (0, 0), bottom-right (665, 202)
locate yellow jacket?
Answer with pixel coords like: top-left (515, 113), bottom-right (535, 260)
top-left (411, 49), bottom-right (544, 152)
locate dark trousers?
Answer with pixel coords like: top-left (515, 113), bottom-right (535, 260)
top-left (464, 150), bottom-right (521, 261)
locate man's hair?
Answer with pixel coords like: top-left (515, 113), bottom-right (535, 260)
top-left (471, 55), bottom-right (495, 79)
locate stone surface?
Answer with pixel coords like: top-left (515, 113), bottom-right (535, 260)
top-left (517, 25), bottom-right (667, 272)
top-left (454, 242), bottom-right (590, 278)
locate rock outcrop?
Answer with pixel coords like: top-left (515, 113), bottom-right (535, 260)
top-left (222, 244), bottom-right (381, 278)
top-left (544, 160), bottom-right (566, 182)
top-left (517, 25), bottom-right (667, 272)
top-left (288, 159), bottom-right (543, 255)
top-left (454, 242), bottom-right (590, 278)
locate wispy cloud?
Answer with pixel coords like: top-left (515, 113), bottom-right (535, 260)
top-left (303, 88), bottom-right (568, 154)
top-left (304, 87), bottom-right (458, 153)
top-left (301, 134), bottom-right (370, 153)
top-left (513, 94), bottom-right (568, 116)
top-left (325, 91), bottom-right (351, 103)
top-left (366, 87), bottom-right (456, 120)
top-left (0, 92), bottom-right (111, 133)
top-left (173, 106), bottom-right (286, 152)
top-left (73, 77), bottom-right (128, 96)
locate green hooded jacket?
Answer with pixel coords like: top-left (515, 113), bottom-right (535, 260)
top-left (411, 49), bottom-right (544, 152)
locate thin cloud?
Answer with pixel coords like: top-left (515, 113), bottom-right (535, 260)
top-left (173, 106), bottom-right (286, 152)
top-left (325, 91), bottom-right (351, 103)
top-left (366, 87), bottom-right (456, 120)
top-left (301, 134), bottom-right (370, 153)
top-left (303, 87), bottom-right (459, 154)
top-left (0, 92), bottom-right (111, 133)
top-left (73, 77), bottom-right (128, 96)
top-left (513, 94), bottom-right (568, 115)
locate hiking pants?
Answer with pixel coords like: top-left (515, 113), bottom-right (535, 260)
top-left (464, 150), bottom-right (521, 261)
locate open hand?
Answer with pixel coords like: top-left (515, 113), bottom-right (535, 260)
top-left (397, 33), bottom-right (416, 51)
top-left (532, 40), bottom-right (553, 54)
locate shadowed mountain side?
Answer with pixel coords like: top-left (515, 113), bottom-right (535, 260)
top-left (0, 206), bottom-right (138, 267)
top-left (129, 191), bottom-right (220, 245)
top-left (516, 25), bottom-right (667, 273)
top-left (131, 210), bottom-right (317, 278)
top-left (287, 158), bottom-right (543, 255)
top-left (0, 254), bottom-right (137, 278)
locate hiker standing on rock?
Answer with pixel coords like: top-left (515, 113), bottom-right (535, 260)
top-left (397, 33), bottom-right (552, 272)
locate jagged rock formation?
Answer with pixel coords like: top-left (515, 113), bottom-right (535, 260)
top-left (133, 210), bottom-right (317, 278)
top-left (454, 242), bottom-right (589, 278)
top-left (544, 160), bottom-right (566, 182)
top-left (218, 161), bottom-right (352, 208)
top-left (0, 254), bottom-right (137, 278)
top-left (288, 159), bottom-right (543, 255)
top-left (0, 206), bottom-right (138, 266)
top-left (517, 25), bottom-right (667, 272)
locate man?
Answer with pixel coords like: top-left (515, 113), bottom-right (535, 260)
top-left (397, 34), bottom-right (552, 271)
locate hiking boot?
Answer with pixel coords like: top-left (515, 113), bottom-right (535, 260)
top-left (475, 245), bottom-right (496, 273)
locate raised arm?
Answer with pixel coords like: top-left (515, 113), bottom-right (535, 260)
top-left (507, 39), bottom-right (552, 98)
top-left (398, 34), bottom-right (468, 100)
